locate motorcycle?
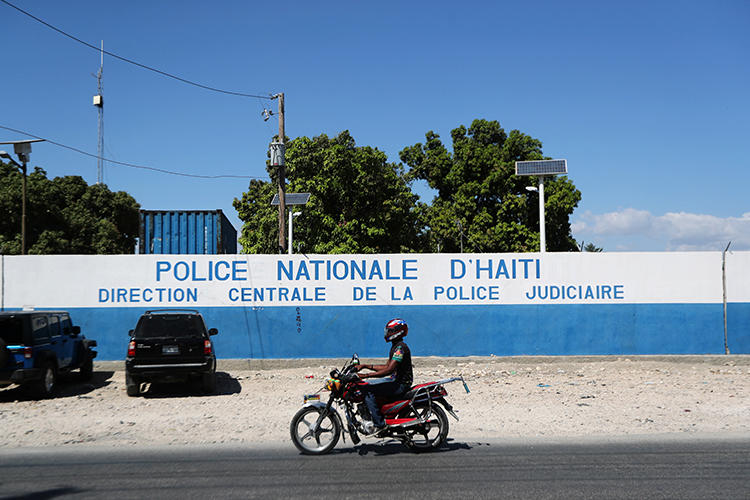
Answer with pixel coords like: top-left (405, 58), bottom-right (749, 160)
top-left (290, 354), bottom-right (470, 455)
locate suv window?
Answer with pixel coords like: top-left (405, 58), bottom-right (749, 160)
top-left (48, 315), bottom-right (61, 338)
top-left (32, 316), bottom-right (50, 344)
top-left (60, 315), bottom-right (73, 335)
top-left (0, 316), bottom-right (25, 345)
top-left (135, 315), bottom-right (206, 339)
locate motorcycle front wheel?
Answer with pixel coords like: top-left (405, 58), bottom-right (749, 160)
top-left (401, 403), bottom-right (449, 452)
top-left (290, 406), bottom-right (341, 455)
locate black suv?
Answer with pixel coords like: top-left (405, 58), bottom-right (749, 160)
top-left (125, 309), bottom-right (218, 396)
top-left (0, 311), bottom-right (97, 398)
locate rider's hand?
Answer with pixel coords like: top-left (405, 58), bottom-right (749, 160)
top-left (353, 363), bottom-right (364, 372)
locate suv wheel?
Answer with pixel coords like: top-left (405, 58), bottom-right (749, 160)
top-left (79, 355), bottom-right (94, 381)
top-left (201, 371), bottom-right (217, 394)
top-left (125, 370), bottom-right (140, 397)
top-left (34, 362), bottom-right (57, 398)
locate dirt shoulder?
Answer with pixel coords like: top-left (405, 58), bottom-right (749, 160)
top-left (1, 356), bottom-right (747, 449)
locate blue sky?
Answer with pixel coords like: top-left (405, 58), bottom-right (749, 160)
top-left (1, 0), bottom-right (748, 252)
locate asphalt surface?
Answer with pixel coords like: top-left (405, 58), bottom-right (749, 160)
top-left (1, 436), bottom-right (748, 499)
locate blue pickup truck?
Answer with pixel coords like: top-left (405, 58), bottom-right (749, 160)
top-left (0, 311), bottom-right (97, 398)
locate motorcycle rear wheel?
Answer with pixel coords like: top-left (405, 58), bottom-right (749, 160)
top-left (401, 403), bottom-right (449, 452)
top-left (290, 406), bottom-right (341, 455)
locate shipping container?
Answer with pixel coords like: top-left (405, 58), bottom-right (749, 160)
top-left (138, 210), bottom-right (237, 254)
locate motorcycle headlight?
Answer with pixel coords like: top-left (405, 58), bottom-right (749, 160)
top-left (325, 378), bottom-right (341, 392)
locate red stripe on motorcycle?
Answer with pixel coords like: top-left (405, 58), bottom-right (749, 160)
top-left (385, 418), bottom-right (418, 425)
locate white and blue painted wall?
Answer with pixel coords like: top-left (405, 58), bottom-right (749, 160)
top-left (1, 252), bottom-right (748, 360)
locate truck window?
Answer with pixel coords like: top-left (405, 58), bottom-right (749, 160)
top-left (33, 316), bottom-right (50, 344)
top-left (0, 317), bottom-right (25, 345)
top-left (60, 315), bottom-right (73, 335)
top-left (135, 315), bottom-right (206, 339)
top-left (49, 315), bottom-right (61, 338)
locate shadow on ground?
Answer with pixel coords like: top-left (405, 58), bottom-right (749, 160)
top-left (0, 486), bottom-right (85, 500)
top-left (138, 371), bottom-right (242, 399)
top-left (0, 371), bottom-right (114, 403)
top-left (327, 438), bottom-right (473, 456)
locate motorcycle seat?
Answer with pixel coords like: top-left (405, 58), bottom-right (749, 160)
top-left (380, 383), bottom-right (438, 414)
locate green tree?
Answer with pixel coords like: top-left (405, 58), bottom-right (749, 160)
top-left (0, 161), bottom-right (140, 254)
top-left (582, 242), bottom-right (603, 252)
top-left (400, 119), bottom-right (581, 252)
top-left (234, 131), bottom-right (423, 254)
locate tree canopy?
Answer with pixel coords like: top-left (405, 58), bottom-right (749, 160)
top-left (400, 119), bottom-right (581, 252)
top-left (235, 119), bottom-right (582, 254)
top-left (233, 131), bottom-right (422, 254)
top-left (0, 162), bottom-right (140, 254)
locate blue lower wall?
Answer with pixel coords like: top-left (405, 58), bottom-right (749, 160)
top-left (57, 303), bottom-right (750, 360)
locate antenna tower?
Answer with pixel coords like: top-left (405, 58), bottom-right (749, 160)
top-left (93, 41), bottom-right (104, 184)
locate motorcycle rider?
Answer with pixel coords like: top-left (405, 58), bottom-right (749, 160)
top-left (355, 318), bottom-right (413, 435)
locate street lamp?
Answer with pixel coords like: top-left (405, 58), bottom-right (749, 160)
top-left (455, 219), bottom-right (464, 253)
top-left (0, 139), bottom-right (45, 255)
top-left (289, 211), bottom-right (302, 255)
top-left (524, 185), bottom-right (543, 252)
top-left (271, 192), bottom-right (310, 255)
top-left (516, 159), bottom-right (567, 253)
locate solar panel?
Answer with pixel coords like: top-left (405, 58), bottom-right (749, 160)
top-left (515, 159), bottom-right (567, 176)
top-left (271, 192), bottom-right (311, 205)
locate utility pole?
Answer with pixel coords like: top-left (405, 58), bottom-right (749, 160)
top-left (93, 40), bottom-right (104, 184)
top-left (273, 92), bottom-right (286, 253)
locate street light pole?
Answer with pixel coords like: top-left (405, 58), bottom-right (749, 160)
top-left (20, 159), bottom-right (27, 255)
top-left (455, 220), bottom-right (464, 253)
top-left (537, 177), bottom-right (546, 253)
top-left (0, 152), bottom-right (25, 254)
top-left (0, 139), bottom-right (44, 255)
top-left (288, 211), bottom-right (301, 255)
top-left (517, 160), bottom-right (567, 254)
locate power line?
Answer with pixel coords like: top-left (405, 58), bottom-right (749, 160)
top-left (0, 125), bottom-right (268, 180)
top-left (0, 0), bottom-right (273, 100)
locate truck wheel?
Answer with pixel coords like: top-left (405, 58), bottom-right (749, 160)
top-left (201, 371), bottom-right (217, 394)
top-left (125, 371), bottom-right (140, 397)
top-left (79, 355), bottom-right (94, 381)
top-left (33, 362), bottom-right (57, 399)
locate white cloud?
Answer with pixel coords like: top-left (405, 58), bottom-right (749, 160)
top-left (573, 210), bottom-right (750, 251)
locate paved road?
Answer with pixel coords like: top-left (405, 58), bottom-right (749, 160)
top-left (1, 437), bottom-right (748, 499)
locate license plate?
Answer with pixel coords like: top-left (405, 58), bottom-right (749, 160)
top-left (304, 394), bottom-right (320, 403)
top-left (162, 345), bottom-right (179, 355)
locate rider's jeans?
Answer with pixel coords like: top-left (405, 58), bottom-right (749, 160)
top-left (363, 377), bottom-right (406, 427)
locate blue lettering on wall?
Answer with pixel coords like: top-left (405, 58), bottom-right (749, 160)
top-left (228, 287), bottom-right (326, 302)
top-left (98, 287), bottom-right (198, 303)
top-left (353, 287), bottom-right (377, 301)
top-left (434, 285), bottom-right (501, 301)
top-left (390, 286), bottom-right (414, 301)
top-left (156, 260), bottom-right (248, 282)
top-left (450, 258), bottom-right (541, 280)
top-left (525, 284), bottom-right (625, 301)
top-left (277, 259), bottom-right (419, 281)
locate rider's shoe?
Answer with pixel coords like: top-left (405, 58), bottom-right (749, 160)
top-left (369, 425), bottom-right (387, 437)
top-left (363, 422), bottom-right (386, 437)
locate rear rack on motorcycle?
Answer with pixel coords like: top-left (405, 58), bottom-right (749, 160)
top-left (410, 376), bottom-right (470, 399)
top-left (388, 376), bottom-right (470, 429)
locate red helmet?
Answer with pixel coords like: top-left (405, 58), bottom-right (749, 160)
top-left (384, 318), bottom-right (408, 342)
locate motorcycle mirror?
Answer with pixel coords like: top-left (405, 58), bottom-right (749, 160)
top-left (352, 353), bottom-right (359, 364)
